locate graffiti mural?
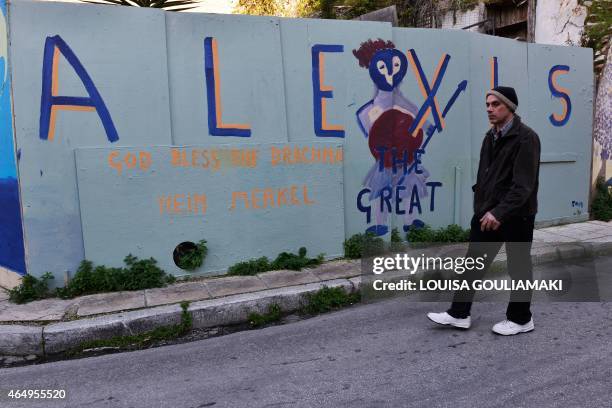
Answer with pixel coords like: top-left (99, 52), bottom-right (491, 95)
top-left (353, 39), bottom-right (432, 236)
top-left (312, 44), bottom-right (345, 138)
top-left (3, 1), bottom-right (594, 285)
top-left (39, 35), bottom-right (119, 143)
top-left (0, 0), bottom-right (26, 275)
top-left (548, 64), bottom-right (572, 127)
top-left (353, 39), bottom-right (464, 236)
top-left (204, 37), bottom-right (252, 137)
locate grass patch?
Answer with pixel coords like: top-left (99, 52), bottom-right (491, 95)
top-left (227, 247), bottom-right (324, 276)
top-left (72, 301), bottom-right (192, 353)
top-left (591, 176), bottom-right (612, 221)
top-left (248, 303), bottom-right (282, 328)
top-left (302, 286), bottom-right (361, 315)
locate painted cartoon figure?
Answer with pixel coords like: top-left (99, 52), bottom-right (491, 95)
top-left (353, 39), bottom-right (435, 236)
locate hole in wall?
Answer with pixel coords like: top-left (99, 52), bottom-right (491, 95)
top-left (173, 241), bottom-right (197, 270)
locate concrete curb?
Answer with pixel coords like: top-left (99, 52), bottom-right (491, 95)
top-left (0, 325), bottom-right (43, 356)
top-left (1, 241), bottom-right (610, 357)
top-left (18, 278), bottom-right (353, 357)
top-left (43, 303), bottom-right (185, 355)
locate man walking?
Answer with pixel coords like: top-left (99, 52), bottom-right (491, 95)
top-left (427, 86), bottom-right (541, 335)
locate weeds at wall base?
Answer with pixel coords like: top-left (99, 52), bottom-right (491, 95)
top-left (7, 255), bottom-right (177, 304)
top-left (7, 272), bottom-right (55, 304)
top-left (247, 286), bottom-right (362, 329)
top-left (227, 247), bottom-right (325, 276)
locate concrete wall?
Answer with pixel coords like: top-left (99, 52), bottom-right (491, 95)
top-left (535, 0), bottom-right (587, 46)
top-left (1, 0), bottom-right (594, 285)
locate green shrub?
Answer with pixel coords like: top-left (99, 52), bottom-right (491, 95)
top-left (227, 256), bottom-right (271, 276)
top-left (270, 247), bottom-right (324, 270)
top-left (56, 255), bottom-right (176, 299)
top-left (437, 224), bottom-right (470, 242)
top-left (390, 227), bottom-right (403, 243)
top-left (227, 247), bottom-right (324, 276)
top-left (9, 255), bottom-right (177, 304)
top-left (406, 223), bottom-right (470, 243)
top-left (302, 286), bottom-right (361, 315)
top-left (8, 272), bottom-right (54, 304)
top-left (175, 240), bottom-right (208, 271)
top-left (591, 177), bottom-right (612, 221)
top-left (406, 224), bottom-right (435, 242)
top-left (343, 232), bottom-right (386, 259)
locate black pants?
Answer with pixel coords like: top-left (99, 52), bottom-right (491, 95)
top-left (447, 214), bottom-right (535, 324)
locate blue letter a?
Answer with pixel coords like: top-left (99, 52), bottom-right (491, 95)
top-left (40, 35), bottom-right (118, 142)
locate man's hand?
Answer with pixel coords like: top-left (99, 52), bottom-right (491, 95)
top-left (480, 211), bottom-right (501, 232)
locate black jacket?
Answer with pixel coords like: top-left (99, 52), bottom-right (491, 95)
top-left (472, 114), bottom-right (541, 222)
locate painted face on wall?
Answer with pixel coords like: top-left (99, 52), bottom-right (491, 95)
top-left (368, 49), bottom-right (407, 92)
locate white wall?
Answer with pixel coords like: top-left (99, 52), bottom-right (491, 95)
top-left (535, 0), bottom-right (587, 46)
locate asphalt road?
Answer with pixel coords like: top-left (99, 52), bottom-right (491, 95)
top-left (1, 260), bottom-right (612, 408)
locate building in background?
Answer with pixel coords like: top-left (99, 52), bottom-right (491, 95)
top-left (430, 0), bottom-right (588, 45)
top-left (37, 0), bottom-right (238, 13)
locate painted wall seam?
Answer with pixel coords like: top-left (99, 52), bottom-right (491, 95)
top-left (163, 10), bottom-right (176, 146)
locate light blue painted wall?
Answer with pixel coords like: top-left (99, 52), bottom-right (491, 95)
top-left (527, 43), bottom-right (593, 220)
top-left (5, 0), bottom-right (594, 282)
top-left (9, 0), bottom-right (172, 283)
top-left (468, 33), bottom-right (530, 180)
top-left (166, 13), bottom-right (288, 144)
top-left (76, 143), bottom-right (344, 275)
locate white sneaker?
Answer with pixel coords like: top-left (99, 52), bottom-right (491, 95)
top-left (492, 319), bottom-right (534, 335)
top-left (426, 312), bottom-right (471, 329)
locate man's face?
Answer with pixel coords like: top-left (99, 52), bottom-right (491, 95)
top-left (486, 94), bottom-right (512, 126)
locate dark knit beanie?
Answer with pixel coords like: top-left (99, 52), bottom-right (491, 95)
top-left (486, 86), bottom-right (518, 112)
